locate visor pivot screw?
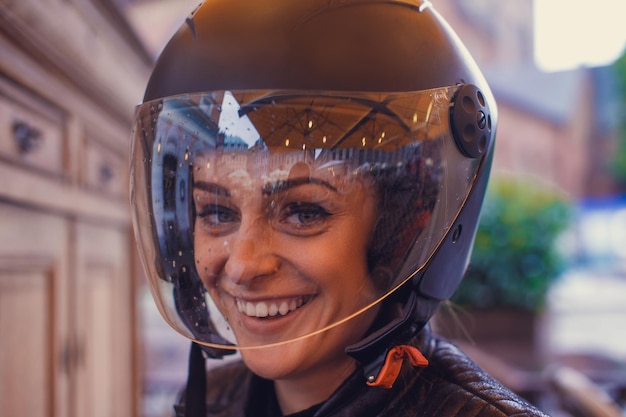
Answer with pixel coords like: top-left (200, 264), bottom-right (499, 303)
top-left (367, 375), bottom-right (376, 383)
top-left (477, 110), bottom-right (487, 130)
top-left (450, 84), bottom-right (492, 158)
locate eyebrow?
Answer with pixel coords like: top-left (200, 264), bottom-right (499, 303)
top-left (262, 177), bottom-right (338, 195)
top-left (193, 181), bottom-right (230, 196)
top-left (192, 177), bottom-right (338, 197)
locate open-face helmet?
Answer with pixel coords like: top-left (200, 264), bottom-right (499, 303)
top-left (130, 0), bottom-right (496, 366)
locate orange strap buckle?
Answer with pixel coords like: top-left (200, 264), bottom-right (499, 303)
top-left (366, 345), bottom-right (429, 389)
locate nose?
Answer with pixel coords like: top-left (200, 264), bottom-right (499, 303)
top-left (223, 222), bottom-right (280, 285)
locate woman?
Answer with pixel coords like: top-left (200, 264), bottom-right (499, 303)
top-left (130, 1), bottom-right (549, 416)
top-left (193, 151), bottom-right (381, 413)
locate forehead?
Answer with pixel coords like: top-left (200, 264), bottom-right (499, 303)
top-left (192, 150), bottom-right (364, 191)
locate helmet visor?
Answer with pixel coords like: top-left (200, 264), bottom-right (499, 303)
top-left (131, 86), bottom-right (481, 350)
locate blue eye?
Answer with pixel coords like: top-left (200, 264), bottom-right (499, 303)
top-left (196, 205), bottom-right (240, 234)
top-left (279, 202), bottom-right (331, 233)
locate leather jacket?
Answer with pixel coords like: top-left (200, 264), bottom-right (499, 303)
top-left (175, 326), bottom-right (549, 417)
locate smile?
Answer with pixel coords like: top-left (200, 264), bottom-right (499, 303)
top-left (236, 296), bottom-right (311, 318)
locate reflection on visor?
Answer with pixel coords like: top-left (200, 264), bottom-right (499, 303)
top-left (130, 86), bottom-right (481, 351)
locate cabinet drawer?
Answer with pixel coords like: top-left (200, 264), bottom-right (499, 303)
top-left (83, 138), bottom-right (127, 198)
top-left (0, 85), bottom-right (66, 177)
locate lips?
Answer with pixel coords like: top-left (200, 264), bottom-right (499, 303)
top-left (236, 296), bottom-right (310, 318)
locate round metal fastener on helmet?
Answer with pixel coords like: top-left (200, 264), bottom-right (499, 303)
top-left (450, 84), bottom-right (492, 158)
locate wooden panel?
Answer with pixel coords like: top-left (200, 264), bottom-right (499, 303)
top-left (82, 136), bottom-right (127, 199)
top-left (0, 258), bottom-right (55, 417)
top-left (74, 264), bottom-right (115, 417)
top-left (0, 202), bottom-right (71, 417)
top-left (0, 0), bottom-right (150, 126)
top-left (0, 1), bottom-right (148, 415)
top-left (74, 222), bottom-right (134, 417)
top-left (0, 162), bottom-right (130, 225)
top-left (0, 76), bottom-right (66, 177)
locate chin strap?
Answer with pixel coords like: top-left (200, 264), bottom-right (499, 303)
top-left (184, 342), bottom-right (207, 417)
top-left (365, 345), bottom-right (428, 389)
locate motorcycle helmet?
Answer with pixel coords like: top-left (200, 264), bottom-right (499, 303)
top-left (131, 0), bottom-right (496, 369)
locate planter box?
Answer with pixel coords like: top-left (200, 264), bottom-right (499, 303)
top-left (432, 306), bottom-right (549, 369)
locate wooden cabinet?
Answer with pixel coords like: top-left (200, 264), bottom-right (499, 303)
top-left (73, 222), bottom-right (134, 417)
top-left (0, 206), bottom-right (71, 417)
top-left (0, 0), bottom-right (151, 416)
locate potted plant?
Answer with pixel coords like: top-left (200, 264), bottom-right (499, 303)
top-left (434, 174), bottom-right (572, 367)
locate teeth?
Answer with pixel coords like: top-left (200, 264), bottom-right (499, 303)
top-left (246, 303), bottom-right (255, 317)
top-left (268, 303), bottom-right (278, 317)
top-left (256, 303), bottom-right (268, 317)
top-left (278, 302), bottom-right (289, 316)
top-left (237, 297), bottom-right (307, 318)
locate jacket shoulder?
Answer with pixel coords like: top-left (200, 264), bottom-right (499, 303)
top-left (415, 337), bottom-right (549, 417)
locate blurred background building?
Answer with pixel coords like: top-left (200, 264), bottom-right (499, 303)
top-left (1, 0), bottom-right (625, 416)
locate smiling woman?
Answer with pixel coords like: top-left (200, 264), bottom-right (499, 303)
top-left (128, 1), bottom-right (551, 416)
top-left (192, 150), bottom-right (381, 385)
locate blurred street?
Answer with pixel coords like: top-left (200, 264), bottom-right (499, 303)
top-left (548, 267), bottom-right (626, 363)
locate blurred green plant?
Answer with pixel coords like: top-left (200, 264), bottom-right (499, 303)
top-left (451, 176), bottom-right (572, 312)
top-left (610, 52), bottom-right (626, 184)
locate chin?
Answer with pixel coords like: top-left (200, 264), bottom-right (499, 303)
top-left (240, 344), bottom-right (300, 380)
top-left (240, 331), bottom-right (358, 383)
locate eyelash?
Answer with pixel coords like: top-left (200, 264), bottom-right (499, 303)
top-left (279, 202), bottom-right (331, 230)
top-left (196, 205), bottom-right (240, 234)
top-left (195, 201), bottom-right (332, 236)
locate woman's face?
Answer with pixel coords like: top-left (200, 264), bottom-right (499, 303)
top-left (192, 153), bottom-right (380, 380)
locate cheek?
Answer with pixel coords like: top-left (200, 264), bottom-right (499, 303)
top-left (290, 238), bottom-right (373, 294)
top-left (193, 233), bottom-right (225, 283)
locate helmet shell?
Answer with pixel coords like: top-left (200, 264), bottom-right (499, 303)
top-left (145, 0), bottom-right (491, 100)
top-left (133, 0), bottom-right (498, 363)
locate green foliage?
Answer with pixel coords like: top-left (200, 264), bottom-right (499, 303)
top-left (610, 52), bottom-right (626, 184)
top-left (451, 176), bottom-right (572, 312)
top-left (611, 135), bottom-right (626, 183)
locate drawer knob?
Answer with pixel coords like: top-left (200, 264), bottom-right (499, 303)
top-left (12, 120), bottom-right (42, 154)
top-left (99, 163), bottom-right (114, 184)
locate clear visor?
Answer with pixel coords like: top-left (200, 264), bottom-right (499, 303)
top-left (130, 86), bottom-right (480, 351)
